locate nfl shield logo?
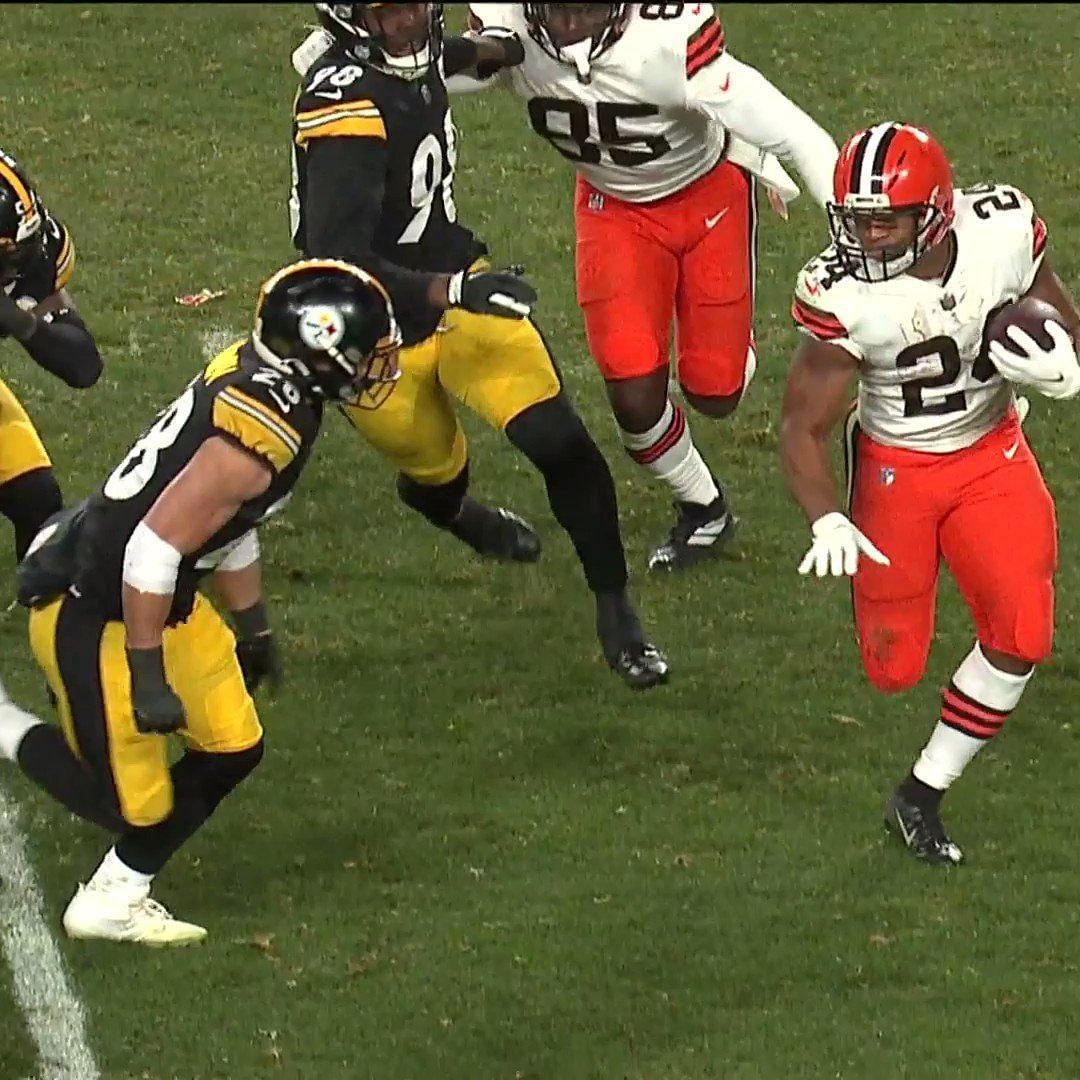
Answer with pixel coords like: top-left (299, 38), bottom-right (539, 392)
top-left (588, 191), bottom-right (605, 212)
top-left (880, 466), bottom-right (895, 486)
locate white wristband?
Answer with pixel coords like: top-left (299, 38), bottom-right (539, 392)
top-left (122, 521), bottom-right (183, 595)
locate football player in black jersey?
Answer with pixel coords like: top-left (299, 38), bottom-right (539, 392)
top-left (3, 260), bottom-right (399, 945)
top-left (0, 148), bottom-right (103, 559)
top-left (291, 2), bottom-right (668, 690)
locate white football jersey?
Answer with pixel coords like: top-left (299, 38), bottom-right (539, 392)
top-left (467, 3), bottom-right (836, 205)
top-left (793, 184), bottom-right (1048, 453)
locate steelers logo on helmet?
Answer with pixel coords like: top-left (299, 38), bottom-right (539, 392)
top-left (253, 258), bottom-right (401, 408)
top-left (298, 304), bottom-right (346, 352)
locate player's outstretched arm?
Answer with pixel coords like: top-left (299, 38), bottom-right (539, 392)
top-left (0, 287), bottom-right (103, 388)
top-left (688, 52), bottom-right (838, 207)
top-left (122, 437), bottom-right (272, 733)
top-left (780, 336), bottom-right (888, 577)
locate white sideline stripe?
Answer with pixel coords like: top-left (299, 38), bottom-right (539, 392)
top-left (200, 326), bottom-right (238, 359)
top-left (0, 783), bottom-right (100, 1080)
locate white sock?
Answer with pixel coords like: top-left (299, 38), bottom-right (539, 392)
top-left (618, 400), bottom-right (720, 506)
top-left (913, 643), bottom-right (1033, 790)
top-left (0, 700), bottom-right (42, 762)
top-left (89, 847), bottom-right (154, 893)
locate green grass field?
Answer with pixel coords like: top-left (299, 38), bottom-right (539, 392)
top-left (2, 4), bottom-right (1080, 1077)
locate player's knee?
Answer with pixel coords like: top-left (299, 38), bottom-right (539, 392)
top-left (860, 627), bottom-right (929, 693)
top-left (0, 468), bottom-right (63, 561)
top-left (506, 394), bottom-right (595, 472)
top-left (199, 740), bottom-right (264, 805)
top-left (396, 464), bottom-right (469, 527)
top-left (606, 370), bottom-right (670, 432)
top-left (681, 387), bottom-right (742, 419)
top-left (120, 784), bottom-right (174, 829)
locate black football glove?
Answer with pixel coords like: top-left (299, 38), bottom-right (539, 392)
top-left (474, 28), bottom-right (525, 78)
top-left (447, 266), bottom-right (537, 320)
top-left (0, 290), bottom-right (37, 341)
top-left (127, 647), bottom-right (186, 735)
top-left (236, 634), bottom-right (283, 694)
top-left (233, 601), bottom-right (283, 694)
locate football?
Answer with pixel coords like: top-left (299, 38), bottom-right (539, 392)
top-left (986, 295), bottom-right (1068, 355)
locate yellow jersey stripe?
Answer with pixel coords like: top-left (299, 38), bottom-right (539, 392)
top-left (212, 396), bottom-right (299, 474)
top-left (219, 386), bottom-right (302, 447)
top-left (54, 229), bottom-right (74, 290)
top-left (295, 115), bottom-right (387, 145)
top-left (0, 159), bottom-right (33, 218)
top-left (295, 99), bottom-right (379, 123)
top-left (296, 108), bottom-right (382, 131)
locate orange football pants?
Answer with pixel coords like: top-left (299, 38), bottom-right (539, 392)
top-left (573, 158), bottom-right (757, 398)
top-left (849, 409), bottom-right (1057, 693)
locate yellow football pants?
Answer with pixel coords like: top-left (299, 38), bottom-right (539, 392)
top-left (0, 376), bottom-right (51, 486)
top-left (342, 308), bottom-right (562, 485)
top-left (29, 592), bottom-right (262, 827)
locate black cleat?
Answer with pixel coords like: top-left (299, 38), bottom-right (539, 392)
top-left (448, 497), bottom-right (541, 563)
top-left (884, 791), bottom-right (963, 866)
top-left (647, 493), bottom-right (738, 572)
top-left (595, 590), bottom-right (670, 690)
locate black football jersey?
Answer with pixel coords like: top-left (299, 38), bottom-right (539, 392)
top-left (74, 340), bottom-right (323, 623)
top-left (290, 47), bottom-right (486, 337)
top-left (1, 205), bottom-right (74, 314)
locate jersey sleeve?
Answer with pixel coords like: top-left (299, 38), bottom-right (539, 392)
top-left (792, 256), bottom-right (863, 360)
top-left (1013, 188), bottom-right (1048, 293)
top-left (681, 14), bottom-right (837, 208)
top-left (44, 211), bottom-right (75, 291)
top-left (211, 381), bottom-right (303, 474)
top-left (293, 66), bottom-right (386, 147)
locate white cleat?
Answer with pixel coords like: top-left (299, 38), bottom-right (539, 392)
top-left (62, 882), bottom-right (207, 947)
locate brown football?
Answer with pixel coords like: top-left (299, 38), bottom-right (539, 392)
top-left (986, 296), bottom-right (1067, 355)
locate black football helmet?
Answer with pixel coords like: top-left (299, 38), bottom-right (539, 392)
top-left (522, 4), bottom-right (628, 77)
top-left (252, 260), bottom-right (401, 408)
top-left (0, 148), bottom-right (43, 285)
top-left (315, 3), bottom-right (444, 81)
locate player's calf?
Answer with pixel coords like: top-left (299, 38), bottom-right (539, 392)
top-left (886, 642), bottom-right (1034, 865)
top-left (613, 393), bottom-right (736, 572)
top-left (397, 467), bottom-right (540, 564)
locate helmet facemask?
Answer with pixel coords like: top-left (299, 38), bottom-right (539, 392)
top-left (828, 194), bottom-right (947, 283)
top-left (523, 4), bottom-right (628, 82)
top-left (316, 2), bottom-right (443, 81)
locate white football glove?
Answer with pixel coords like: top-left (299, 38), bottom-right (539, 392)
top-left (987, 320), bottom-right (1080, 401)
top-left (798, 512), bottom-right (891, 578)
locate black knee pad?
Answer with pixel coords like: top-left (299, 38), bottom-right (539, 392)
top-left (0, 468), bottom-right (63, 561)
top-left (506, 394), bottom-right (593, 471)
top-left (396, 463), bottom-right (469, 528)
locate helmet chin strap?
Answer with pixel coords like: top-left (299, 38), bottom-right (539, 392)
top-left (376, 43), bottom-right (432, 80)
top-left (560, 39), bottom-right (594, 82)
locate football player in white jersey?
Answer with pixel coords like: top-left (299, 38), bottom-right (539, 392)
top-left (780, 121), bottom-right (1080, 866)
top-left (459, 3), bottom-right (838, 571)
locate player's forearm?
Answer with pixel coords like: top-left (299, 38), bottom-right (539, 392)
top-left (20, 311), bottom-right (103, 388)
top-left (1025, 261), bottom-right (1080, 350)
top-left (122, 585), bottom-right (175, 650)
top-left (780, 424), bottom-right (842, 525)
top-left (704, 56), bottom-right (838, 207)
